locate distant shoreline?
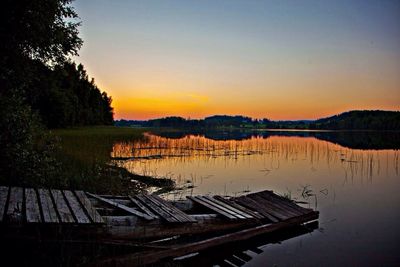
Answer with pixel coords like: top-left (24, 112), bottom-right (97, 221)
top-left (115, 110), bottom-right (400, 131)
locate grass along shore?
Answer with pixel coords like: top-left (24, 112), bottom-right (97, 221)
top-left (51, 126), bottom-right (174, 195)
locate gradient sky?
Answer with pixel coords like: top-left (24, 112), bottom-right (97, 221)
top-left (73, 0), bottom-right (400, 120)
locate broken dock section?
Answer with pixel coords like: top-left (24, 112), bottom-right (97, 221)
top-left (0, 186), bottom-right (319, 266)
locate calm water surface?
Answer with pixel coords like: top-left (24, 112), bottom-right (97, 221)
top-left (112, 130), bottom-right (400, 266)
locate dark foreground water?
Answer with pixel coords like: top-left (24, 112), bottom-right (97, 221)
top-left (112, 130), bottom-right (400, 266)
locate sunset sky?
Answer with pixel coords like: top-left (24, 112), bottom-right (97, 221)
top-left (74, 0), bottom-right (400, 120)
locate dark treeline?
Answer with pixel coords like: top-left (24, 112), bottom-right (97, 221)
top-left (310, 110), bottom-right (400, 130)
top-left (115, 110), bottom-right (400, 130)
top-left (116, 115), bottom-right (267, 128)
top-left (28, 60), bottom-right (113, 128)
top-left (0, 0), bottom-right (113, 185)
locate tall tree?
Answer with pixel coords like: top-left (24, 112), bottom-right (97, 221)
top-left (0, 0), bottom-right (108, 185)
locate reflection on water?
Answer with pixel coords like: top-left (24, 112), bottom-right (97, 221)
top-left (150, 129), bottom-right (400, 149)
top-left (112, 132), bottom-right (399, 199)
top-left (175, 221), bottom-right (319, 266)
top-left (111, 130), bottom-right (400, 266)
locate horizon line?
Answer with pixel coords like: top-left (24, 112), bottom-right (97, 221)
top-left (114, 109), bottom-right (400, 122)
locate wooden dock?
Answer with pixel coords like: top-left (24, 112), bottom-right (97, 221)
top-left (0, 186), bottom-right (103, 224)
top-left (0, 186), bottom-right (319, 266)
top-left (94, 190), bottom-right (319, 266)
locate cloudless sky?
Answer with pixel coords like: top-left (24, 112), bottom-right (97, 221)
top-left (73, 0), bottom-right (400, 120)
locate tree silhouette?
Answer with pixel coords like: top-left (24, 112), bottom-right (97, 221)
top-left (0, 0), bottom-right (114, 185)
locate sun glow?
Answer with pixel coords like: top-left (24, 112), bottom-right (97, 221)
top-left (75, 1), bottom-right (400, 120)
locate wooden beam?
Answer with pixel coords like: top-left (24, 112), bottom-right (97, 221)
top-left (204, 196), bottom-right (253, 219)
top-left (0, 186), bottom-right (9, 222)
top-left (6, 187), bottom-right (23, 222)
top-left (136, 195), bottom-right (178, 222)
top-left (128, 196), bottom-right (159, 219)
top-left (38, 189), bottom-right (59, 223)
top-left (256, 194), bottom-right (302, 217)
top-left (246, 194), bottom-right (292, 220)
top-left (259, 190), bottom-right (312, 214)
top-left (51, 189), bottom-right (75, 223)
top-left (105, 217), bottom-right (251, 240)
top-left (25, 188), bottom-right (41, 223)
top-left (74, 191), bottom-right (103, 224)
top-left (197, 196), bottom-right (246, 219)
top-left (97, 211), bottom-right (319, 266)
top-left (86, 192), bottom-right (153, 220)
top-left (150, 195), bottom-right (196, 223)
top-left (63, 190), bottom-right (91, 224)
top-left (234, 197), bottom-right (279, 223)
top-left (187, 196), bottom-right (237, 220)
top-left (214, 196), bottom-right (264, 220)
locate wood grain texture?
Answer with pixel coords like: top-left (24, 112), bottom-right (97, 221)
top-left (63, 190), bottom-right (91, 224)
top-left (0, 186), bottom-right (9, 222)
top-left (38, 189), bottom-right (59, 223)
top-left (25, 188), bottom-right (41, 223)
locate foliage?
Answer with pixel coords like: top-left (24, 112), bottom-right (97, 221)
top-left (0, 97), bottom-right (62, 186)
top-left (1, 0), bottom-right (82, 65)
top-left (0, 0), bottom-right (114, 187)
top-left (52, 127), bottom-right (174, 194)
top-left (310, 110), bottom-right (400, 130)
top-left (28, 60), bottom-right (114, 128)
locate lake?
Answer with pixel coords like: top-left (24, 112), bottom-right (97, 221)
top-left (112, 130), bottom-right (400, 266)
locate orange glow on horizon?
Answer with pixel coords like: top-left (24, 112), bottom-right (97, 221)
top-left (74, 0), bottom-right (400, 122)
top-left (113, 94), bottom-right (399, 121)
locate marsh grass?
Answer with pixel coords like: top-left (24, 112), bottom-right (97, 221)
top-left (51, 126), bottom-right (174, 194)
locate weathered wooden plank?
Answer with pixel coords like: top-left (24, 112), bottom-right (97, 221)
top-left (246, 194), bottom-right (290, 220)
top-left (248, 194), bottom-right (298, 218)
top-left (197, 196), bottom-right (246, 219)
top-left (38, 189), bottom-right (59, 223)
top-left (151, 195), bottom-right (196, 223)
top-left (234, 197), bottom-right (279, 222)
top-left (6, 187), bottom-right (23, 221)
top-left (86, 192), bottom-right (153, 220)
top-left (256, 193), bottom-right (303, 217)
top-left (51, 189), bottom-right (75, 223)
top-left (214, 196), bottom-right (264, 219)
top-left (74, 191), bottom-right (103, 224)
top-left (204, 196), bottom-right (253, 219)
top-left (105, 215), bottom-right (249, 240)
top-left (259, 190), bottom-right (312, 214)
top-left (142, 195), bottom-right (177, 221)
top-left (129, 196), bottom-right (159, 219)
top-left (145, 195), bottom-right (183, 222)
top-left (0, 186), bottom-right (9, 222)
top-left (63, 190), bottom-right (91, 224)
top-left (137, 195), bottom-right (178, 223)
top-left (25, 188), bottom-right (41, 223)
top-left (187, 196), bottom-right (237, 220)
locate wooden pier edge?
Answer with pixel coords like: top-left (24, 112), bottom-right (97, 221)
top-left (94, 211), bottom-right (319, 267)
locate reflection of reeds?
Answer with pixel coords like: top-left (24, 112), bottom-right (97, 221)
top-left (112, 133), bottom-right (399, 197)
